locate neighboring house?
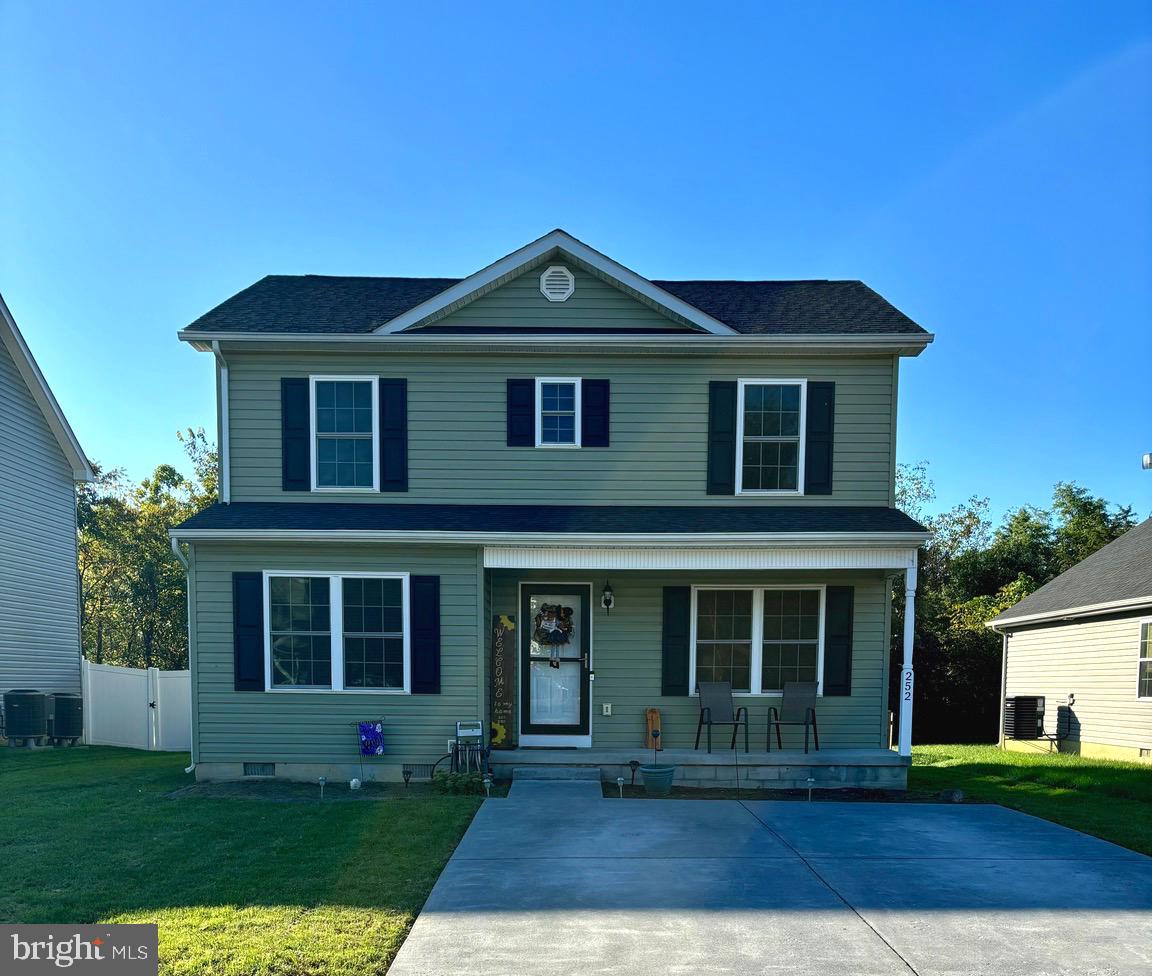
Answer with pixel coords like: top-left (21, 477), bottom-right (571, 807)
top-left (989, 517), bottom-right (1152, 762)
top-left (170, 230), bottom-right (933, 783)
top-left (0, 293), bottom-right (95, 703)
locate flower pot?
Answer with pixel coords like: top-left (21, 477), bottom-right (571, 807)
top-left (639, 763), bottom-right (676, 796)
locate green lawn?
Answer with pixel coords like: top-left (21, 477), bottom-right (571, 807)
top-left (0, 747), bottom-right (481, 975)
top-left (911, 744), bottom-right (1152, 856)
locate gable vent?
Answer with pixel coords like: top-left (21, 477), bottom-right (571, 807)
top-left (540, 265), bottom-right (575, 302)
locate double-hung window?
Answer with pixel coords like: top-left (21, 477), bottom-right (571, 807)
top-left (737, 379), bottom-right (806, 493)
top-left (536, 377), bottom-right (581, 447)
top-left (265, 572), bottom-right (410, 692)
top-left (691, 586), bottom-right (824, 695)
top-left (311, 376), bottom-right (379, 490)
top-left (1139, 620), bottom-right (1152, 700)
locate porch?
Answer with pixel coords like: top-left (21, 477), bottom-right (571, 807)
top-left (488, 746), bottom-right (909, 789)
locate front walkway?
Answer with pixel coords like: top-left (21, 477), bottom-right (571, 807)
top-left (387, 783), bottom-right (1152, 976)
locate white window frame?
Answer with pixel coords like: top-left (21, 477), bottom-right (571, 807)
top-left (1138, 617), bottom-right (1152, 701)
top-left (535, 376), bottom-right (582, 449)
top-left (309, 375), bottom-right (380, 492)
top-left (263, 571), bottom-right (411, 694)
top-left (735, 378), bottom-right (807, 496)
top-left (689, 584), bottom-right (825, 696)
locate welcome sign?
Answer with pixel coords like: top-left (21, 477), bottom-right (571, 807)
top-left (1, 925), bottom-right (157, 975)
top-left (490, 614), bottom-right (517, 749)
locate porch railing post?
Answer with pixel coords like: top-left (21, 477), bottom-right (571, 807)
top-left (898, 555), bottom-right (918, 758)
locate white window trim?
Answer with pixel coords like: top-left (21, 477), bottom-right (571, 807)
top-left (263, 571), bottom-right (411, 694)
top-left (735, 378), bottom-right (807, 496)
top-left (534, 376), bottom-right (582, 449)
top-left (1138, 617), bottom-right (1152, 701)
top-left (688, 584), bottom-right (825, 696)
top-left (309, 375), bottom-right (380, 492)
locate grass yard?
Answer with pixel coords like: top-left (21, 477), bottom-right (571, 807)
top-left (0, 747), bottom-right (481, 975)
top-left (911, 744), bottom-right (1152, 855)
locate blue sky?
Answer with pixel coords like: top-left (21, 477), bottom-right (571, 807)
top-left (2, 1), bottom-right (1149, 520)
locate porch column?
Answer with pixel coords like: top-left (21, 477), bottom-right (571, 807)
top-left (897, 554), bottom-right (918, 758)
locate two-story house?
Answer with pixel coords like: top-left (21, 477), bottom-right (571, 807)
top-left (171, 230), bottom-right (932, 787)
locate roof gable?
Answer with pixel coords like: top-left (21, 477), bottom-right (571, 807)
top-left (0, 293), bottom-right (94, 481)
top-left (376, 230), bottom-right (735, 335)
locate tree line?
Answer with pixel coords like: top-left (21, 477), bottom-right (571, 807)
top-left (892, 464), bottom-right (1140, 744)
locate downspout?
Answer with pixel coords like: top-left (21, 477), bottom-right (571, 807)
top-left (171, 537), bottom-right (197, 773)
top-left (897, 551), bottom-right (918, 758)
top-left (211, 341), bottom-right (230, 504)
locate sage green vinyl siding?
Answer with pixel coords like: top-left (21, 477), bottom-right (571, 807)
top-left (430, 264), bottom-right (686, 330)
top-left (225, 351), bottom-right (898, 505)
top-left (489, 569), bottom-right (892, 750)
top-left (189, 542), bottom-right (483, 764)
top-left (1004, 614), bottom-right (1152, 752)
top-left (0, 339), bottom-right (81, 696)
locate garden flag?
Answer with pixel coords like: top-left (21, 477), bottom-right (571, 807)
top-left (358, 721), bottom-right (385, 756)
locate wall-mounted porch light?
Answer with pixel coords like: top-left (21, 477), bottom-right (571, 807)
top-left (601, 582), bottom-right (615, 614)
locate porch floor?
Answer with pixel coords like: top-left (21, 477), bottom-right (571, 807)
top-left (489, 746), bottom-right (909, 790)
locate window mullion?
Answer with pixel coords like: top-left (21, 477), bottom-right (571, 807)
top-left (751, 588), bottom-right (764, 695)
top-left (330, 576), bottom-right (345, 691)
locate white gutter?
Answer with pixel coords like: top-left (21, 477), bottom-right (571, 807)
top-left (986, 594), bottom-right (1152, 631)
top-left (169, 537), bottom-right (196, 773)
top-left (211, 341), bottom-right (231, 504)
top-left (179, 331), bottom-right (934, 355)
top-left (169, 527), bottom-right (930, 548)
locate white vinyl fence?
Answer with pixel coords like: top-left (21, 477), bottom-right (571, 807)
top-left (81, 659), bottom-right (191, 751)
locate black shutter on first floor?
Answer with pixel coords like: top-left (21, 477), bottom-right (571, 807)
top-left (804, 381), bottom-right (835, 495)
top-left (706, 381), bottom-right (738, 495)
top-left (506, 379), bottom-right (535, 446)
top-left (822, 585), bottom-right (854, 696)
top-left (661, 586), bottom-right (692, 696)
top-left (410, 575), bottom-right (441, 694)
top-left (581, 379), bottom-right (610, 447)
top-left (378, 378), bottom-right (408, 492)
top-left (232, 572), bottom-right (264, 691)
top-left (281, 378), bottom-right (311, 492)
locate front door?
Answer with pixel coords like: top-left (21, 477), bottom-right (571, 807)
top-left (520, 584), bottom-right (591, 739)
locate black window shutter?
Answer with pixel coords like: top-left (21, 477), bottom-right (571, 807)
top-left (804, 382), bottom-right (835, 495)
top-left (410, 575), bottom-right (441, 694)
top-left (661, 586), bottom-right (692, 696)
top-left (232, 572), bottom-right (264, 691)
top-left (379, 378), bottom-right (408, 492)
top-left (823, 585), bottom-right (854, 696)
top-left (706, 381), bottom-right (738, 495)
top-left (281, 378), bottom-right (311, 492)
top-left (506, 379), bottom-right (535, 447)
top-left (581, 379), bottom-right (610, 447)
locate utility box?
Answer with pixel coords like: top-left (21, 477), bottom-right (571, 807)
top-left (1004, 696), bottom-right (1045, 740)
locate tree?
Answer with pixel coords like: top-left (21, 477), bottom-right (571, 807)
top-left (77, 429), bottom-right (217, 669)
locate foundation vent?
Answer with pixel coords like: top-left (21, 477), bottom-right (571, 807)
top-left (243, 762), bottom-right (276, 777)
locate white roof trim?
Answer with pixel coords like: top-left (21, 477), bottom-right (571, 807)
top-left (986, 595), bottom-right (1152, 631)
top-left (372, 229), bottom-right (738, 336)
top-left (484, 545), bottom-right (919, 571)
top-left (170, 528), bottom-right (929, 548)
top-left (0, 292), bottom-right (95, 481)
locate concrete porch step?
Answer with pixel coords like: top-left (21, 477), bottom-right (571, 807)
top-left (511, 765), bottom-right (602, 781)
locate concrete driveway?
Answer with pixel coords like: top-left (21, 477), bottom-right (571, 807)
top-left (387, 781), bottom-right (1152, 976)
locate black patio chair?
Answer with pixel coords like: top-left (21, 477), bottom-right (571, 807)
top-left (767, 681), bottom-right (820, 753)
top-left (694, 681), bottom-right (749, 753)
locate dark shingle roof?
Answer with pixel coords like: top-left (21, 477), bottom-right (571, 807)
top-left (176, 503), bottom-right (927, 535)
top-left (991, 518), bottom-right (1152, 625)
top-left (183, 275), bottom-right (927, 337)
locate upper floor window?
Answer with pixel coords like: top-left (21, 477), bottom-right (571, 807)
top-left (311, 376), bottom-right (378, 490)
top-left (536, 377), bottom-right (582, 447)
top-left (1139, 620), bottom-right (1152, 700)
top-left (737, 379), bottom-right (806, 494)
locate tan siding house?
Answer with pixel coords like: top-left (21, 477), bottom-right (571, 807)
top-left (989, 518), bottom-right (1152, 761)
